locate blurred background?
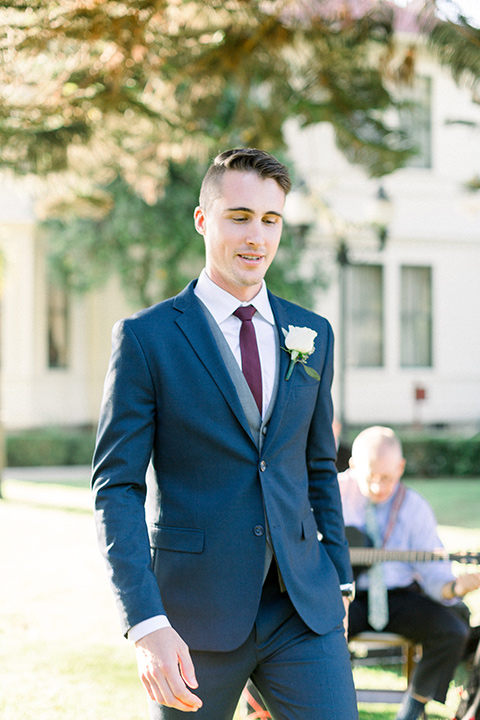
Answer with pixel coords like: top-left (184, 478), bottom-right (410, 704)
top-left (1, 2), bottom-right (480, 718)
top-left (0, 0), bottom-right (479, 471)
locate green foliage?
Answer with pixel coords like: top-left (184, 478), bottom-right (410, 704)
top-left (1, 1), bottom-right (479, 201)
top-left (343, 429), bottom-right (480, 479)
top-left (6, 426), bottom-right (97, 467)
top-left (428, 8), bottom-right (480, 86)
top-left (4, 0), bottom-right (480, 316)
top-left (45, 156), bottom-right (323, 309)
top-left (266, 223), bottom-right (326, 310)
top-left (9, 428), bottom-right (479, 477)
top-left (46, 160), bottom-right (206, 306)
top-left (0, 0), bottom-right (420, 199)
top-left (401, 436), bottom-right (480, 478)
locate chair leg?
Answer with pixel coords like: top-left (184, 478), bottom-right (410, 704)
top-left (405, 642), bottom-right (415, 683)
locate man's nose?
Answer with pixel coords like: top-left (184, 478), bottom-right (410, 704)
top-left (245, 221), bottom-right (264, 245)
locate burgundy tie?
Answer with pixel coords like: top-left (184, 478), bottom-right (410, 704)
top-left (233, 305), bottom-right (263, 415)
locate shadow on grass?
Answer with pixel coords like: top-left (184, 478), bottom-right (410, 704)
top-left (1, 476), bottom-right (478, 719)
top-left (0, 641), bottom-right (148, 720)
top-left (1, 478), bottom-right (92, 513)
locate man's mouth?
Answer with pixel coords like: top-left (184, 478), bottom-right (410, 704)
top-left (238, 254), bottom-right (263, 262)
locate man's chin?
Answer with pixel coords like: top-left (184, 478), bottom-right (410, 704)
top-left (234, 270), bottom-right (266, 290)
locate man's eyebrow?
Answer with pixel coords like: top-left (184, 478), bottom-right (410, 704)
top-left (225, 206), bottom-right (283, 217)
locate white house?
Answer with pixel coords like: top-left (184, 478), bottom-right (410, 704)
top-left (284, 24), bottom-right (480, 432)
top-left (1, 12), bottom-right (479, 434)
top-left (0, 179), bottom-right (131, 430)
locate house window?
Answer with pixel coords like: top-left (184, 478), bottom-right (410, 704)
top-left (401, 266), bottom-right (433, 367)
top-left (48, 283), bottom-right (69, 368)
top-left (398, 76), bottom-right (432, 169)
top-left (347, 264), bottom-right (384, 367)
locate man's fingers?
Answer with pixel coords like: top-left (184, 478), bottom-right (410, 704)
top-left (163, 660), bottom-right (202, 710)
top-left (153, 671), bottom-right (201, 710)
top-left (454, 573), bottom-right (480, 597)
top-left (135, 627), bottom-right (202, 711)
top-left (141, 662), bottom-right (201, 711)
top-left (140, 673), bottom-right (156, 702)
top-left (178, 645), bottom-right (199, 689)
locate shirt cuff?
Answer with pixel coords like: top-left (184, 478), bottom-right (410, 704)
top-left (127, 615), bottom-right (171, 643)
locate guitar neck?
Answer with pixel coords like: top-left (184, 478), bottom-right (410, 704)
top-left (350, 547), bottom-right (448, 565)
top-left (345, 527), bottom-right (480, 566)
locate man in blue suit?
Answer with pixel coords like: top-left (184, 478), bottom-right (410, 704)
top-left (92, 148), bottom-right (358, 720)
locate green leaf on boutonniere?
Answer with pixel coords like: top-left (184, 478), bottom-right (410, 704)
top-left (303, 365), bottom-right (320, 381)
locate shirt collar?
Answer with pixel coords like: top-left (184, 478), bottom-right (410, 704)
top-left (372, 483), bottom-right (401, 514)
top-left (195, 269), bottom-right (275, 326)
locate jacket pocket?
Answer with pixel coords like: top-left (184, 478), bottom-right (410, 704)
top-left (148, 525), bottom-right (205, 553)
top-left (301, 510), bottom-right (318, 539)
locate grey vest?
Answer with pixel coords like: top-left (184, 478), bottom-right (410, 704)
top-left (199, 301), bottom-right (280, 450)
top-left (199, 301), bottom-right (281, 580)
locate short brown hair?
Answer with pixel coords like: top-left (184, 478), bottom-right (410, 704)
top-left (199, 148), bottom-right (292, 211)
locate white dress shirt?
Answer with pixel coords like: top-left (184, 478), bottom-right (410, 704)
top-left (128, 270), bottom-right (277, 642)
top-left (194, 269), bottom-right (277, 417)
top-left (339, 469), bottom-right (456, 603)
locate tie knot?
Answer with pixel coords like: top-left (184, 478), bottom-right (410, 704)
top-left (234, 305), bottom-right (256, 322)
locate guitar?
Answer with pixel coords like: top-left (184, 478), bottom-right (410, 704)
top-left (346, 526), bottom-right (480, 569)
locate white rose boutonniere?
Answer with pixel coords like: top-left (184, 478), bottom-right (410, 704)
top-left (282, 325), bottom-right (320, 381)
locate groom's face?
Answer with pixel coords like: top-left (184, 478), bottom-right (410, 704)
top-left (194, 169), bottom-right (285, 302)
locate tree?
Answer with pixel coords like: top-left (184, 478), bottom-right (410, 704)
top-left (45, 158), bottom-right (324, 309)
top-left (46, 161), bottom-right (206, 307)
top-left (1, 0), bottom-right (421, 207)
top-left (2, 1), bottom-right (479, 204)
top-left (4, 0), bottom-right (480, 309)
top-left (426, 1), bottom-right (480, 87)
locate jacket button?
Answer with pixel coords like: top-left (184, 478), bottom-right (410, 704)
top-left (260, 460), bottom-right (267, 471)
top-left (262, 426), bottom-right (268, 435)
top-left (254, 525), bottom-right (265, 537)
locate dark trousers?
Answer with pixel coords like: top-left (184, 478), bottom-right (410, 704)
top-left (149, 564), bottom-right (358, 720)
top-left (348, 587), bottom-right (470, 703)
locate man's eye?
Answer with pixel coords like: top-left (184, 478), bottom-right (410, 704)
top-left (232, 216), bottom-right (247, 222)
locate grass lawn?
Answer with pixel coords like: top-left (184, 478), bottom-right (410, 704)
top-left (0, 474), bottom-right (148, 720)
top-left (1, 470), bottom-right (479, 719)
top-left (406, 477), bottom-right (480, 530)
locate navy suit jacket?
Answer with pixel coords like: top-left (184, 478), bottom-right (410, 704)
top-left (92, 280), bottom-right (353, 651)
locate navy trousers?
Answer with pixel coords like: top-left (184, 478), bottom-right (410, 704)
top-left (148, 564), bottom-right (358, 720)
top-left (348, 586), bottom-right (470, 703)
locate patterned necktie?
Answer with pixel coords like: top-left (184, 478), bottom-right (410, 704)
top-left (365, 502), bottom-right (389, 631)
top-left (233, 306), bottom-right (263, 415)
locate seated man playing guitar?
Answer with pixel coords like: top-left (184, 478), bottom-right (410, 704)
top-left (339, 426), bottom-right (480, 720)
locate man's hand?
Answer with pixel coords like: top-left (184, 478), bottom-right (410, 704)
top-left (449, 572), bottom-right (480, 598)
top-left (135, 626), bottom-right (203, 712)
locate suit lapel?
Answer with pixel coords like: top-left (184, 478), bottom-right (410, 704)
top-left (173, 282), bottom-right (255, 441)
top-left (261, 293), bottom-right (295, 454)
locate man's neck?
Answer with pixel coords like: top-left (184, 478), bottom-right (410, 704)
top-left (203, 270), bottom-right (264, 303)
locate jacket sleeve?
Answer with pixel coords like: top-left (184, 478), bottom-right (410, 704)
top-left (92, 319), bottom-right (165, 635)
top-left (306, 320), bottom-right (354, 586)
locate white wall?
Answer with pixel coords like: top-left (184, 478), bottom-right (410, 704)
top-left (0, 179), bottom-right (132, 430)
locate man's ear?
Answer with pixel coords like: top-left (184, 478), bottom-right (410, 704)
top-left (194, 206), bottom-right (206, 235)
